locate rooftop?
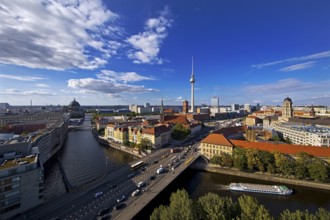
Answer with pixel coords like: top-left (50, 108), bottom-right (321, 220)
top-left (0, 154), bottom-right (38, 170)
top-left (230, 140), bottom-right (330, 157)
top-left (201, 133), bottom-right (233, 147)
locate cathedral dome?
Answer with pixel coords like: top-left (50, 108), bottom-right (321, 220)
top-left (69, 98), bottom-right (80, 108)
top-left (284, 97), bottom-right (292, 103)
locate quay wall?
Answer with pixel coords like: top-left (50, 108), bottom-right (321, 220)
top-left (190, 163), bottom-right (330, 191)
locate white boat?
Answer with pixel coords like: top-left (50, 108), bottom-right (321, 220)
top-left (229, 183), bottom-right (293, 195)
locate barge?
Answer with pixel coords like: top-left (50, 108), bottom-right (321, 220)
top-left (229, 183), bottom-right (293, 195)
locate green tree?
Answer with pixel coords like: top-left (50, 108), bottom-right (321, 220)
top-left (150, 205), bottom-right (170, 220)
top-left (138, 138), bottom-right (153, 151)
top-left (233, 147), bottom-right (247, 170)
top-left (168, 189), bottom-right (195, 220)
top-left (238, 195), bottom-right (273, 220)
top-left (220, 152), bottom-right (233, 167)
top-left (295, 152), bottom-right (312, 179)
top-left (258, 150), bottom-right (275, 173)
top-left (171, 123), bottom-right (191, 140)
top-left (210, 155), bottom-right (221, 165)
top-left (280, 209), bottom-right (317, 220)
top-left (308, 158), bottom-right (329, 182)
top-left (246, 148), bottom-right (259, 170)
top-left (196, 193), bottom-right (238, 220)
top-left (315, 207), bottom-right (330, 220)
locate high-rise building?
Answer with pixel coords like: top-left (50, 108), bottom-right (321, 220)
top-left (211, 97), bottom-right (219, 108)
top-left (244, 104), bottom-right (251, 113)
top-left (231, 104), bottom-right (239, 111)
top-left (183, 100), bottom-right (189, 114)
top-left (190, 57), bottom-right (195, 113)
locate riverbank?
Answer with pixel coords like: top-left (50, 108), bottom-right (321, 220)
top-left (96, 135), bottom-right (143, 158)
top-left (191, 163), bottom-right (330, 191)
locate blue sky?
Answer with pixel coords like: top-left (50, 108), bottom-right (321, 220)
top-left (0, 0), bottom-right (330, 106)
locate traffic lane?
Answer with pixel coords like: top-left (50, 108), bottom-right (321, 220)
top-left (61, 179), bottom-right (137, 220)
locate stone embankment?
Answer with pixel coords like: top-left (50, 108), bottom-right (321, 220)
top-left (190, 163), bottom-right (330, 191)
top-left (97, 135), bottom-right (143, 158)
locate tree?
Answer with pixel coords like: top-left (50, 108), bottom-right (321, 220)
top-left (246, 148), bottom-right (259, 170)
top-left (294, 152), bottom-right (312, 179)
top-left (168, 189), bottom-right (195, 220)
top-left (196, 193), bottom-right (238, 220)
top-left (258, 150), bottom-right (275, 173)
top-left (233, 147), bottom-right (246, 170)
top-left (238, 195), bottom-right (273, 220)
top-left (138, 138), bottom-right (153, 151)
top-left (210, 155), bottom-right (221, 165)
top-left (171, 123), bottom-right (191, 140)
top-left (284, 137), bottom-right (292, 144)
top-left (150, 205), bottom-right (170, 220)
top-left (308, 158), bottom-right (329, 182)
top-left (220, 152), bottom-right (233, 167)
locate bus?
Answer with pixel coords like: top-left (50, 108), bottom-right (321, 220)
top-left (130, 161), bottom-right (144, 170)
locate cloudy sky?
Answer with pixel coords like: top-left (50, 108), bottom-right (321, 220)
top-left (0, 0), bottom-right (330, 106)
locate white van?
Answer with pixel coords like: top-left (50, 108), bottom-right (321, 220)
top-left (137, 181), bottom-right (145, 188)
top-left (131, 189), bottom-right (140, 196)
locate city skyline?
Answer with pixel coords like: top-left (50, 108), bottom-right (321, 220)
top-left (0, 0), bottom-right (330, 106)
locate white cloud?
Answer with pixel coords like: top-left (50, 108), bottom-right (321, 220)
top-left (0, 74), bottom-right (43, 81)
top-left (0, 0), bottom-right (121, 70)
top-left (177, 96), bottom-right (183, 100)
top-left (252, 50), bottom-right (330, 69)
top-left (67, 69), bottom-right (156, 97)
top-left (67, 78), bottom-right (157, 94)
top-left (97, 70), bottom-right (154, 83)
top-left (126, 6), bottom-right (172, 64)
top-left (1, 88), bottom-right (56, 96)
top-left (36, 83), bottom-right (50, 88)
top-left (279, 61), bottom-right (315, 72)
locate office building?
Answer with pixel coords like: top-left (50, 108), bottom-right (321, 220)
top-left (211, 97), bottom-right (219, 108)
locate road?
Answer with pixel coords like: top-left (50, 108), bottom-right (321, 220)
top-left (24, 126), bottom-right (212, 220)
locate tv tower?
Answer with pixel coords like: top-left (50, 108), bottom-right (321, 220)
top-left (190, 57), bottom-right (195, 113)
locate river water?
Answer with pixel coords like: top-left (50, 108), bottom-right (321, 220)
top-left (43, 119), bottom-right (330, 216)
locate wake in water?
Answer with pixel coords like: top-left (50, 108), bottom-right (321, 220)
top-left (210, 184), bottom-right (230, 191)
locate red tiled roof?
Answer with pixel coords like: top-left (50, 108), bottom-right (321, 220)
top-left (247, 115), bottom-right (257, 119)
top-left (230, 140), bottom-right (330, 157)
top-left (164, 115), bottom-right (189, 124)
top-left (213, 126), bottom-right (246, 137)
top-left (201, 133), bottom-right (233, 147)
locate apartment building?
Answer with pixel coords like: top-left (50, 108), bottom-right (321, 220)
top-left (200, 133), bottom-right (234, 159)
top-left (273, 123), bottom-right (330, 147)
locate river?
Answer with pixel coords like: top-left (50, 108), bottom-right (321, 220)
top-left (43, 119), bottom-right (329, 217)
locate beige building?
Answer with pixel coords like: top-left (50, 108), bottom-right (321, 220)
top-left (200, 133), bottom-right (234, 159)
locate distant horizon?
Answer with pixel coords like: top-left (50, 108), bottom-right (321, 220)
top-left (0, 1), bottom-right (329, 106)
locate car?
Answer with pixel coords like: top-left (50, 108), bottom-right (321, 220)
top-left (137, 181), bottom-right (145, 188)
top-left (114, 203), bottom-right (125, 210)
top-left (150, 175), bottom-right (156, 180)
top-left (153, 160), bottom-right (158, 164)
top-left (94, 191), bottom-right (103, 198)
top-left (116, 195), bottom-right (126, 203)
top-left (131, 189), bottom-right (140, 196)
top-left (98, 207), bottom-right (111, 216)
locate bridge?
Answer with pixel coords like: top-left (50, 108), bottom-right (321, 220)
top-left (114, 152), bottom-right (207, 220)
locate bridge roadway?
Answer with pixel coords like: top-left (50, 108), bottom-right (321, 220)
top-left (23, 145), bottom-right (200, 220)
top-left (114, 152), bottom-right (200, 220)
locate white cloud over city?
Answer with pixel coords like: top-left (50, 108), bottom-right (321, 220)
top-left (68, 70), bottom-right (157, 95)
top-left (0, 0), bottom-right (120, 70)
top-left (126, 6), bottom-right (173, 64)
top-left (252, 50), bottom-right (330, 69)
